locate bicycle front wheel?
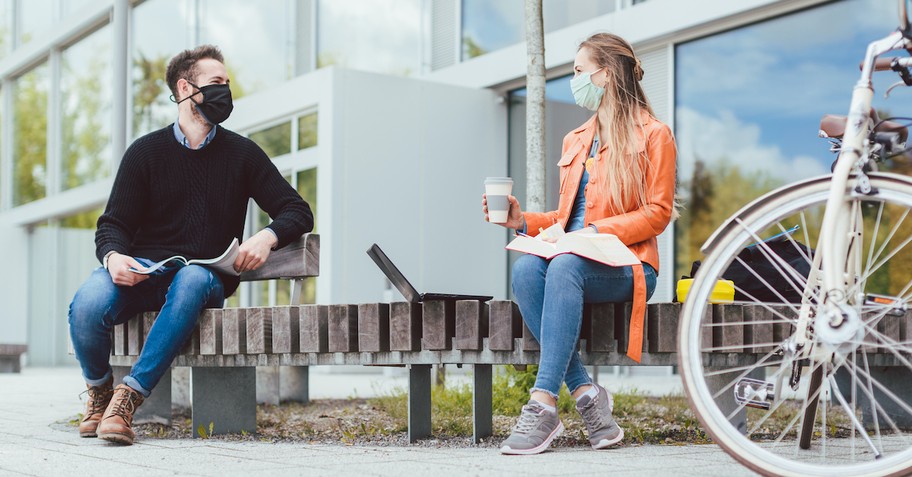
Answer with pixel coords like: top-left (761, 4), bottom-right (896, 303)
top-left (679, 173), bottom-right (912, 477)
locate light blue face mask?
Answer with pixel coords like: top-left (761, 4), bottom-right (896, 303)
top-left (570, 68), bottom-right (605, 112)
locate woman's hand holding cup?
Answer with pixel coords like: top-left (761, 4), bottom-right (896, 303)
top-left (482, 193), bottom-right (524, 230)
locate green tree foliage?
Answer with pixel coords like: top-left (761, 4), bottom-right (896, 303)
top-left (13, 66), bottom-right (48, 206)
top-left (675, 159), bottom-right (783, 280)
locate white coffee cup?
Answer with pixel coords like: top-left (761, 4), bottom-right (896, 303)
top-left (485, 177), bottom-right (513, 224)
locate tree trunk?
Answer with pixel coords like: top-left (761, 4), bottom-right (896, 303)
top-left (524, 0), bottom-right (546, 213)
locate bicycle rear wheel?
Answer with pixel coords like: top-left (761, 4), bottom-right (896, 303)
top-left (679, 173), bottom-right (912, 477)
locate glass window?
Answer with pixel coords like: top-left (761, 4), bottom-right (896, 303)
top-left (19, 0), bottom-right (54, 45)
top-left (132, 0), bottom-right (192, 139)
top-left (298, 112), bottom-right (317, 150)
top-left (674, 0), bottom-right (902, 280)
top-left (60, 206), bottom-right (103, 229)
top-left (462, 0), bottom-right (616, 60)
top-left (61, 0), bottom-right (97, 16)
top-left (249, 121), bottom-right (291, 158)
top-left (296, 167), bottom-right (316, 303)
top-left (61, 25), bottom-right (112, 190)
top-left (198, 0), bottom-right (292, 96)
top-left (0, 2), bottom-right (10, 62)
top-left (13, 62), bottom-right (49, 206)
top-left (317, 0), bottom-right (421, 76)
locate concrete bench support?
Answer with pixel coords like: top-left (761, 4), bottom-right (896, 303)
top-left (191, 367), bottom-right (256, 436)
top-left (472, 364), bottom-right (493, 443)
top-left (113, 365), bottom-right (172, 425)
top-left (0, 344), bottom-right (27, 373)
top-left (408, 364), bottom-right (432, 443)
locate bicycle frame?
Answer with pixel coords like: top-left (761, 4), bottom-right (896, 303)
top-left (809, 30), bottom-right (910, 351)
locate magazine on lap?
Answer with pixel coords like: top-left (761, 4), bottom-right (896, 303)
top-left (129, 238), bottom-right (240, 276)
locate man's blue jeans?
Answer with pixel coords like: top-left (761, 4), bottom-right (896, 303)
top-left (68, 260), bottom-right (225, 397)
top-left (512, 253), bottom-right (657, 398)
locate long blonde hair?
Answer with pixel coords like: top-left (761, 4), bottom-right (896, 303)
top-left (578, 33), bottom-right (657, 216)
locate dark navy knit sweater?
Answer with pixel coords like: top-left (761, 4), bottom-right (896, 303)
top-left (95, 124), bottom-right (314, 295)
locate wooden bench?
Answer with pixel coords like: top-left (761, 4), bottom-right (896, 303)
top-left (105, 292), bottom-right (912, 442)
top-left (101, 234), bottom-right (912, 439)
top-left (0, 344), bottom-right (27, 373)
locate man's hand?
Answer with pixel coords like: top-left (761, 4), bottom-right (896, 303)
top-left (235, 229), bottom-right (278, 273)
top-left (107, 253), bottom-right (150, 287)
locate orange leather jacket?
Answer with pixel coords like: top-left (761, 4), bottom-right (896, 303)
top-left (523, 113), bottom-right (677, 274)
top-left (522, 113), bottom-right (676, 363)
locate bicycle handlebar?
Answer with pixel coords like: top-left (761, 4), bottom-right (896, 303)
top-left (871, 56), bottom-right (912, 71)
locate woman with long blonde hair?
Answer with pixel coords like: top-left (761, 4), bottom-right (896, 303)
top-left (483, 32), bottom-right (676, 455)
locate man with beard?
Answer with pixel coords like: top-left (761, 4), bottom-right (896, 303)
top-left (67, 45), bottom-right (313, 445)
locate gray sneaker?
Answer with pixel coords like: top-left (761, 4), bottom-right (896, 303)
top-left (500, 400), bottom-right (564, 455)
top-left (576, 384), bottom-right (623, 449)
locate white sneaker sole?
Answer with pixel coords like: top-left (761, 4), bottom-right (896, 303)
top-left (591, 427), bottom-right (624, 449)
top-left (500, 421), bottom-right (565, 455)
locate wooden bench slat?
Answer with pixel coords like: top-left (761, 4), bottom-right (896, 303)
top-left (113, 323), bottom-right (127, 356)
top-left (588, 303), bottom-right (614, 353)
top-left (455, 300), bottom-right (486, 351)
top-left (421, 301), bottom-right (455, 351)
top-left (300, 305), bottom-right (329, 353)
top-left (239, 233), bottom-right (319, 281)
top-left (328, 304), bottom-right (358, 352)
top-left (272, 307), bottom-right (299, 354)
top-left (648, 303), bottom-right (679, 353)
top-left (358, 303), bottom-right (390, 352)
top-left (246, 308), bottom-right (273, 354)
top-left (200, 309), bottom-right (222, 355)
top-left (222, 308), bottom-right (247, 355)
top-left (128, 317), bottom-right (144, 356)
top-left (390, 302), bottom-right (422, 351)
top-left (488, 300), bottom-right (520, 351)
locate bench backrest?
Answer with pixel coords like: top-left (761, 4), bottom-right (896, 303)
top-left (239, 233), bottom-right (319, 281)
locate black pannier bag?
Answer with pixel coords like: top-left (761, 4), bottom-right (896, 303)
top-left (690, 226), bottom-right (815, 303)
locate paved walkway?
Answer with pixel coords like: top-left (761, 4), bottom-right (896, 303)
top-left (0, 368), bottom-right (758, 477)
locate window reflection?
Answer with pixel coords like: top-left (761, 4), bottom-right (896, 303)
top-left (198, 0), bottom-right (292, 96)
top-left (462, 0), bottom-right (616, 60)
top-left (19, 0), bottom-right (53, 45)
top-left (250, 121), bottom-right (292, 158)
top-left (673, 0), bottom-right (902, 280)
top-left (317, 0), bottom-right (421, 76)
top-left (296, 167), bottom-right (317, 303)
top-left (0, 3), bottom-right (10, 62)
top-left (132, 0), bottom-right (192, 139)
top-left (13, 63), bottom-right (49, 206)
top-left (61, 25), bottom-right (112, 190)
top-left (298, 112), bottom-right (317, 150)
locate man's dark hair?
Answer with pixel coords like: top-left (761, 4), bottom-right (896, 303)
top-left (166, 44), bottom-right (225, 100)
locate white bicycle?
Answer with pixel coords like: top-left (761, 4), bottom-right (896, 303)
top-left (679, 1), bottom-right (912, 476)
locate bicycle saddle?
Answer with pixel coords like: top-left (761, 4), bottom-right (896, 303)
top-left (818, 109), bottom-right (909, 143)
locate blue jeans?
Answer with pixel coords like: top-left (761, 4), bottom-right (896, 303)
top-left (512, 254), bottom-right (657, 398)
top-left (68, 260), bottom-right (225, 397)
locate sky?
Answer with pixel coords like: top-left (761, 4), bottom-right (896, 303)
top-left (675, 0), bottom-right (911, 184)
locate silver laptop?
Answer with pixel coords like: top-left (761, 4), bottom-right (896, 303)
top-left (366, 244), bottom-right (493, 303)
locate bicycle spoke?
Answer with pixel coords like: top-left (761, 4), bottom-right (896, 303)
top-left (735, 218), bottom-right (812, 301)
top-left (828, 374), bottom-right (881, 457)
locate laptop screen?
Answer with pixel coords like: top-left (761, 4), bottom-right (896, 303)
top-left (366, 244), bottom-right (421, 302)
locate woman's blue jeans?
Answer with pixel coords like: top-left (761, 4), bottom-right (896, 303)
top-left (68, 260), bottom-right (225, 397)
top-left (512, 253), bottom-right (656, 398)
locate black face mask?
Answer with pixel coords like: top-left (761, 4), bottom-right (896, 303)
top-left (175, 82), bottom-right (233, 124)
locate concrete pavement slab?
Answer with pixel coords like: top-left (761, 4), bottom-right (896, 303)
top-left (0, 367), bottom-right (760, 476)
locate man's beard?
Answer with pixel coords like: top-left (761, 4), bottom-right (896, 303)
top-left (190, 102), bottom-right (208, 126)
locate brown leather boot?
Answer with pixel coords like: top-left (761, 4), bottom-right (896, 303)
top-left (97, 384), bottom-right (145, 445)
top-left (78, 377), bottom-right (114, 437)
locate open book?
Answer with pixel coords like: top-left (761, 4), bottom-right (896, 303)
top-left (506, 224), bottom-right (640, 267)
top-left (129, 238), bottom-right (240, 276)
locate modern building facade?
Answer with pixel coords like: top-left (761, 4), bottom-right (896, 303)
top-left (0, 0), bottom-right (905, 366)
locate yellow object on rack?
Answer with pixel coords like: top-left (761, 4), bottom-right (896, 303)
top-left (676, 278), bottom-right (735, 304)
